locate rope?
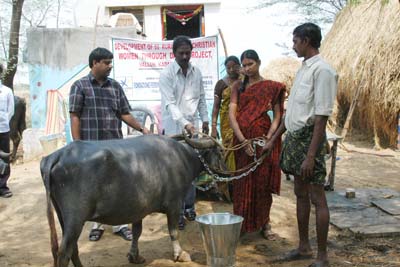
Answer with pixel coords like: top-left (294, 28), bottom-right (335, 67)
top-left (194, 130), bottom-right (269, 175)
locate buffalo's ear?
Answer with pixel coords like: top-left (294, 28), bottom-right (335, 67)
top-left (0, 151), bottom-right (10, 159)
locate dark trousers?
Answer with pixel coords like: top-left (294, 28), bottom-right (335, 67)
top-left (181, 184), bottom-right (196, 218)
top-left (0, 132), bottom-right (11, 191)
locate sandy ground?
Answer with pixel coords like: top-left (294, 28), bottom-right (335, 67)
top-left (0, 141), bottom-right (399, 267)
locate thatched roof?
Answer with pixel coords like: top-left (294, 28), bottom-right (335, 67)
top-left (261, 57), bottom-right (301, 93)
top-left (321, 0), bottom-right (400, 147)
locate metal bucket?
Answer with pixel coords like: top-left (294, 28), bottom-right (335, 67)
top-left (196, 213), bottom-right (243, 267)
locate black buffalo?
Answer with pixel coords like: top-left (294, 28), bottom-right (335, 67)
top-left (40, 134), bottom-right (225, 267)
top-left (9, 95), bottom-right (26, 162)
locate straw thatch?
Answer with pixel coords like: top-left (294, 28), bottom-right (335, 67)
top-left (262, 57), bottom-right (301, 93)
top-left (321, 0), bottom-right (400, 148)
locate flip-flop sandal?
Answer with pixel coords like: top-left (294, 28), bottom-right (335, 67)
top-left (0, 190), bottom-right (12, 198)
top-left (184, 210), bottom-right (196, 221)
top-left (260, 229), bottom-right (278, 241)
top-left (89, 228), bottom-right (104, 241)
top-left (275, 249), bottom-right (313, 262)
top-left (115, 227), bottom-right (132, 241)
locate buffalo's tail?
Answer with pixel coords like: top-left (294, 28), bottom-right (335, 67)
top-left (40, 156), bottom-right (59, 267)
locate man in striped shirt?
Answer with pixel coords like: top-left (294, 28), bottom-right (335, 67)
top-left (69, 47), bottom-right (150, 242)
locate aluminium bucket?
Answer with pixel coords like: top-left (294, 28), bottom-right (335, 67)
top-left (196, 213), bottom-right (243, 267)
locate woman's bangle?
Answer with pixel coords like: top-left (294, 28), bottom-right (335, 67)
top-left (241, 139), bottom-right (248, 144)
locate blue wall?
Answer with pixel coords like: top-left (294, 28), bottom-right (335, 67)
top-left (29, 64), bottom-right (87, 128)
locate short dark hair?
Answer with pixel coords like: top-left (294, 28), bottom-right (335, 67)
top-left (224, 55), bottom-right (240, 66)
top-left (88, 47), bottom-right (113, 68)
top-left (293, 23), bottom-right (322, 49)
top-left (172, 36), bottom-right (193, 53)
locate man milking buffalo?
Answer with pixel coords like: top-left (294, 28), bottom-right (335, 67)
top-left (69, 47), bottom-right (151, 241)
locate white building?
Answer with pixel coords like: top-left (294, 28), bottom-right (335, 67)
top-left (74, 0), bottom-right (222, 41)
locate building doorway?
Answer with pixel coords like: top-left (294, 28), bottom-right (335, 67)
top-left (162, 5), bottom-right (205, 40)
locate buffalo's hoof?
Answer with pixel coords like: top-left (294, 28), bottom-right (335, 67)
top-left (127, 253), bottom-right (146, 264)
top-left (175, 250), bottom-right (191, 262)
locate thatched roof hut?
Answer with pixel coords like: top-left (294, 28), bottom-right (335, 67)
top-left (262, 57), bottom-right (301, 93)
top-left (321, 0), bottom-right (400, 148)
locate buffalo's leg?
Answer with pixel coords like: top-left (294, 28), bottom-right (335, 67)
top-left (71, 243), bottom-right (83, 267)
top-left (10, 136), bottom-right (20, 163)
top-left (167, 207), bottom-right (191, 262)
top-left (57, 221), bottom-right (84, 267)
top-left (127, 220), bottom-right (145, 264)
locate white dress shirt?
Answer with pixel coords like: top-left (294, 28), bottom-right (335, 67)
top-left (0, 82), bottom-right (14, 133)
top-left (285, 55), bottom-right (338, 132)
top-left (159, 60), bottom-right (209, 135)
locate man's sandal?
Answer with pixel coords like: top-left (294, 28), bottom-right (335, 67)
top-left (115, 227), bottom-right (133, 241)
top-left (89, 229), bottom-right (104, 241)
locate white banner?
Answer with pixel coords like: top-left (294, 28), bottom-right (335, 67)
top-left (111, 36), bottom-right (219, 101)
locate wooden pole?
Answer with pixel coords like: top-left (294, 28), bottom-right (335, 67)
top-left (341, 81), bottom-right (364, 142)
top-left (218, 28), bottom-right (228, 57)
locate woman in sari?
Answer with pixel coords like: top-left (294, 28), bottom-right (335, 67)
top-left (211, 56), bottom-right (241, 168)
top-left (211, 56), bottom-right (241, 201)
top-left (229, 49), bottom-right (285, 239)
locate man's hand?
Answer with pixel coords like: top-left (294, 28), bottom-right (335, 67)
top-left (300, 156), bottom-right (315, 179)
top-left (184, 123), bottom-right (196, 136)
top-left (202, 122), bottom-right (209, 135)
top-left (261, 139), bottom-right (274, 156)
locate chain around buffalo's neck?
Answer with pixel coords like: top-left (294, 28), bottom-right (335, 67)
top-left (194, 140), bottom-right (267, 183)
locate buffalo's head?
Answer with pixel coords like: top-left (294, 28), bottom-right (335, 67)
top-left (183, 134), bottom-right (227, 175)
top-left (0, 150), bottom-right (10, 175)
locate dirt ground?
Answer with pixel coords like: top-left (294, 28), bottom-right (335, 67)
top-left (0, 140), bottom-right (399, 267)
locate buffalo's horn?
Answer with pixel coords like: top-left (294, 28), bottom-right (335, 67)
top-left (170, 133), bottom-right (185, 141)
top-left (183, 133), bottom-right (215, 149)
top-left (0, 150), bottom-right (11, 159)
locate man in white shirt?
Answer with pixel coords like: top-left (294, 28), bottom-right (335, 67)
top-left (0, 64), bottom-right (15, 198)
top-left (264, 23), bottom-right (337, 267)
top-left (159, 36), bottom-right (209, 230)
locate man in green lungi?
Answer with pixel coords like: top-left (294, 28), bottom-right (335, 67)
top-left (263, 23), bottom-right (338, 267)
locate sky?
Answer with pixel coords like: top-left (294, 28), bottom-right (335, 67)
top-left (217, 0), bottom-right (302, 66)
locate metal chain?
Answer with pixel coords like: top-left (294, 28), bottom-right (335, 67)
top-left (194, 147), bottom-right (266, 182)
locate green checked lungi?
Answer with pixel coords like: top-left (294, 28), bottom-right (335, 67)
top-left (280, 125), bottom-right (327, 185)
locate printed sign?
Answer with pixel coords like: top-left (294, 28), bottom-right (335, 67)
top-left (112, 36), bottom-right (219, 101)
